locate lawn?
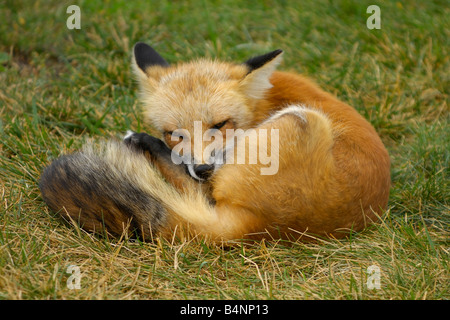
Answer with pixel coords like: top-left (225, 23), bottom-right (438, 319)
top-left (0, 0), bottom-right (448, 300)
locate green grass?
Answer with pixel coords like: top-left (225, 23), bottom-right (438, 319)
top-left (0, 0), bottom-right (448, 300)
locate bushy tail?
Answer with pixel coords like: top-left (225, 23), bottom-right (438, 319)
top-left (39, 140), bottom-right (218, 240)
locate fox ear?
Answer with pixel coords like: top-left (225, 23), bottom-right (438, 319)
top-left (132, 42), bottom-right (169, 83)
top-left (133, 42), bottom-right (169, 72)
top-left (240, 49), bottom-right (283, 100)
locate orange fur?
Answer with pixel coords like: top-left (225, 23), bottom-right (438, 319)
top-left (135, 53), bottom-right (391, 240)
top-left (40, 45), bottom-right (391, 242)
top-left (208, 72), bottom-right (391, 240)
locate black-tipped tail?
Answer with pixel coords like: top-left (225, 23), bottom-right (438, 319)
top-left (39, 148), bottom-right (166, 240)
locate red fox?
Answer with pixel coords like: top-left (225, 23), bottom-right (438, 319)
top-left (39, 42), bottom-right (391, 242)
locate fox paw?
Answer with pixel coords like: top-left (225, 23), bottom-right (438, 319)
top-left (123, 131), bottom-right (171, 159)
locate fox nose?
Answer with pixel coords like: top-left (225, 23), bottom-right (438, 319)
top-left (193, 164), bottom-right (214, 180)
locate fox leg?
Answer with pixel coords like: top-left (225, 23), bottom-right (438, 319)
top-left (124, 132), bottom-right (192, 190)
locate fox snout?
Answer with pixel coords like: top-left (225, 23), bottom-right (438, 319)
top-left (189, 163), bottom-right (215, 181)
top-left (182, 141), bottom-right (225, 181)
top-left (186, 149), bottom-right (220, 180)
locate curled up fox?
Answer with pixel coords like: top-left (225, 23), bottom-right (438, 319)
top-left (39, 42), bottom-right (391, 242)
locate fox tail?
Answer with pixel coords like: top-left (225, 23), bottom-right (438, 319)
top-left (39, 140), bottom-right (216, 240)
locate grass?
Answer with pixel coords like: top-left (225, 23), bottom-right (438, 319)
top-left (0, 0), bottom-right (448, 300)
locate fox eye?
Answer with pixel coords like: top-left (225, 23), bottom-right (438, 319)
top-left (212, 120), bottom-right (229, 130)
top-left (165, 131), bottom-right (185, 141)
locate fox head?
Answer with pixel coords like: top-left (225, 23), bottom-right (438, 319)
top-left (132, 42), bottom-right (283, 180)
